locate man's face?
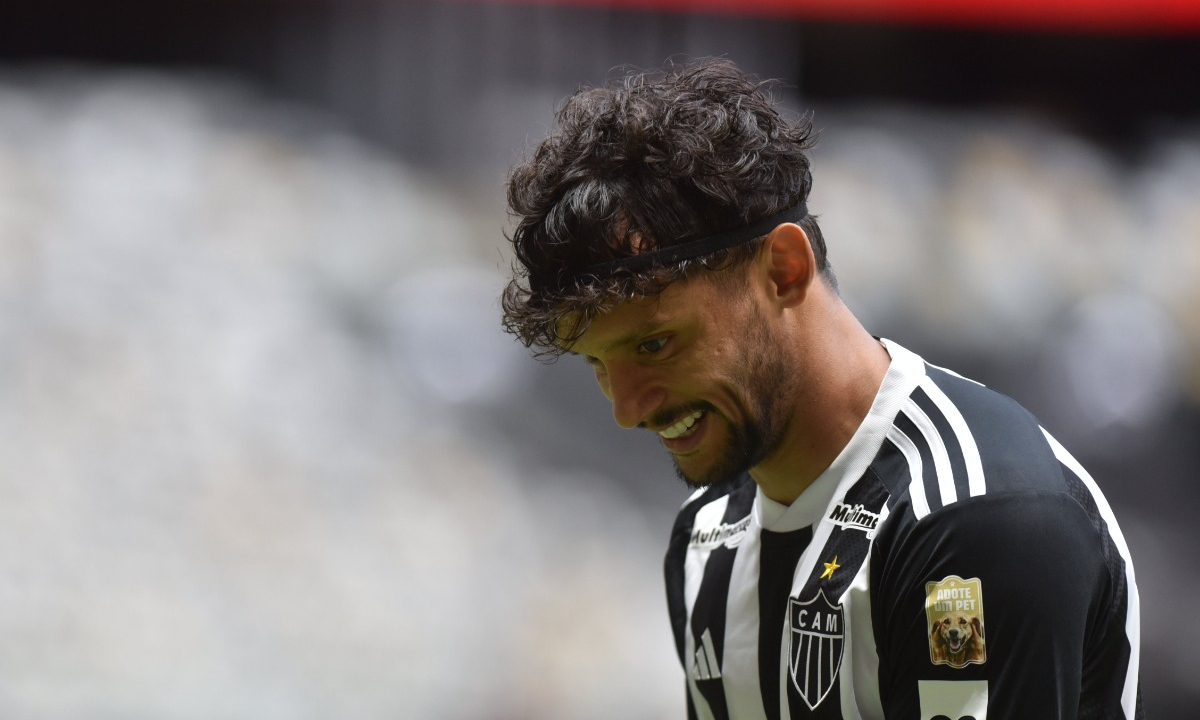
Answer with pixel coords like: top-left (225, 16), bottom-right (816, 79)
top-left (567, 275), bottom-right (794, 488)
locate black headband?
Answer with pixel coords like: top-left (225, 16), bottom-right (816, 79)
top-left (579, 201), bottom-right (808, 279)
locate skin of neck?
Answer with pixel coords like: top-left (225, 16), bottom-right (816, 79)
top-left (746, 224), bottom-right (892, 505)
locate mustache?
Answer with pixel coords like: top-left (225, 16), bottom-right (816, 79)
top-left (640, 401), bottom-right (717, 431)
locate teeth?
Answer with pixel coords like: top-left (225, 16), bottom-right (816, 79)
top-left (659, 411), bottom-right (703, 439)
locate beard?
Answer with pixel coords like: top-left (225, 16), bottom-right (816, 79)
top-left (665, 312), bottom-right (793, 491)
top-left (667, 405), bottom-right (767, 491)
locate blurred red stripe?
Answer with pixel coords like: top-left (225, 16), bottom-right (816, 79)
top-left (462, 0), bottom-right (1200, 33)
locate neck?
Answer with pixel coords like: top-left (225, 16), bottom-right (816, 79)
top-left (749, 293), bottom-right (891, 504)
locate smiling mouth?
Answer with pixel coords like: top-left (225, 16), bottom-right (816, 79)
top-left (659, 410), bottom-right (703, 439)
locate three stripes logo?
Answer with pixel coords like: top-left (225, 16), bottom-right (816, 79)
top-left (692, 628), bottom-right (722, 681)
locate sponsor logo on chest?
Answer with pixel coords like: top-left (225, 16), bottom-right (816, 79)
top-left (688, 514), bottom-right (751, 549)
top-left (825, 502), bottom-right (880, 537)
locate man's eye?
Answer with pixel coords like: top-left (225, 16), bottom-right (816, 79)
top-left (637, 337), bottom-right (669, 354)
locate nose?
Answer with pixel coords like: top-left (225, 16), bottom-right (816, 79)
top-left (597, 361), bottom-right (666, 430)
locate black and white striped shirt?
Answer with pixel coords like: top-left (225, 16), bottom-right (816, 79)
top-left (665, 340), bottom-right (1142, 720)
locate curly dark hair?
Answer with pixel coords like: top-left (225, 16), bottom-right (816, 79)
top-left (501, 58), bottom-right (829, 356)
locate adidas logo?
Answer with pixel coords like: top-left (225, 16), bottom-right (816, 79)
top-left (693, 628), bottom-right (722, 681)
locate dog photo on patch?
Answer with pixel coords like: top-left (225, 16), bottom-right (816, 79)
top-left (925, 575), bottom-right (987, 669)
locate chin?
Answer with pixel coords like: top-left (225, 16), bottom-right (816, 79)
top-left (672, 453), bottom-right (752, 491)
top-left (668, 411), bottom-right (770, 490)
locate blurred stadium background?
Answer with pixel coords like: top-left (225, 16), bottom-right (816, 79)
top-left (1, 0), bottom-right (1197, 717)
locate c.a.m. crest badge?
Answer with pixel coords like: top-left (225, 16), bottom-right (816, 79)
top-left (925, 575), bottom-right (986, 669)
top-left (788, 589), bottom-right (844, 709)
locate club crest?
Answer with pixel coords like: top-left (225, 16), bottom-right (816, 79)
top-left (788, 589), bottom-right (844, 710)
top-left (925, 575), bottom-right (987, 669)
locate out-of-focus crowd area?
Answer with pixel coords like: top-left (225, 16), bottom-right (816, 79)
top-left (1, 1), bottom-right (1198, 718)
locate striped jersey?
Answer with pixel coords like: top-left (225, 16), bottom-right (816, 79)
top-left (664, 339), bottom-right (1142, 720)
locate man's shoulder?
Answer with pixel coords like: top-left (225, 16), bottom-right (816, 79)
top-left (872, 355), bottom-right (1114, 573)
top-left (888, 352), bottom-right (1070, 501)
top-left (920, 361), bottom-right (1041, 436)
top-left (663, 473), bottom-right (758, 664)
top-left (671, 473), bottom-right (756, 533)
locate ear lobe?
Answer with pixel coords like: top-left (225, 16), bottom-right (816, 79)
top-left (765, 222), bottom-right (816, 305)
top-left (972, 617), bottom-right (984, 638)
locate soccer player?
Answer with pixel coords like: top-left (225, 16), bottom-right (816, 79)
top-left (500, 59), bottom-right (1142, 719)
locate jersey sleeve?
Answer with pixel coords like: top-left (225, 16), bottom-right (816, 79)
top-left (871, 490), bottom-right (1126, 720)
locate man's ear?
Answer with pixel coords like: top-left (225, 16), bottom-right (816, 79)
top-left (763, 222), bottom-right (817, 307)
